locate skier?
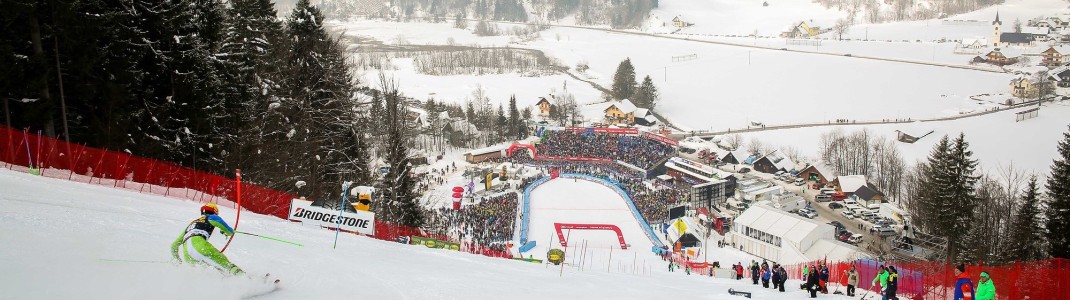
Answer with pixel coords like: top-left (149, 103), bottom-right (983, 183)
top-left (170, 203), bottom-right (243, 275)
top-left (669, 261), bottom-right (675, 272)
top-left (886, 266), bottom-right (899, 300)
top-left (845, 265), bottom-right (859, 296)
top-left (953, 264), bottom-right (974, 300)
top-left (975, 271), bottom-right (995, 300)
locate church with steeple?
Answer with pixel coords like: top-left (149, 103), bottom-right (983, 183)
top-left (993, 11), bottom-right (1037, 47)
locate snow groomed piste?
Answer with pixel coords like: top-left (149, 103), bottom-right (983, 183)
top-left (519, 173), bottom-right (665, 255)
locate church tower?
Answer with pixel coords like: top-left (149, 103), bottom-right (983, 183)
top-left (992, 11), bottom-right (1002, 46)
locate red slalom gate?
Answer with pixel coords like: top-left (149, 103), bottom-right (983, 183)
top-left (554, 223), bottom-right (627, 249)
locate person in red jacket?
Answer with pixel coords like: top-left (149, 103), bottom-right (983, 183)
top-left (953, 263), bottom-right (974, 300)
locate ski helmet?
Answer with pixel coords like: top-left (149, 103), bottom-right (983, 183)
top-left (200, 203), bottom-right (219, 214)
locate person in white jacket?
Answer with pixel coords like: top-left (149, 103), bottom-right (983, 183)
top-left (844, 265), bottom-right (859, 296)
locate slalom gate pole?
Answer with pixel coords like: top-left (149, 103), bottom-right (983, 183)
top-left (333, 182), bottom-right (351, 249)
top-left (22, 128), bottom-right (33, 169)
top-left (237, 231), bottom-right (303, 247)
top-left (35, 130), bottom-right (41, 174)
top-left (220, 169), bottom-right (242, 253)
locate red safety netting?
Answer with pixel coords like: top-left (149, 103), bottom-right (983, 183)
top-left (781, 258), bottom-right (1070, 300)
top-left (1, 125), bottom-right (511, 259)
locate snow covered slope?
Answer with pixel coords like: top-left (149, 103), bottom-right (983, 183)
top-left (0, 168), bottom-right (855, 300)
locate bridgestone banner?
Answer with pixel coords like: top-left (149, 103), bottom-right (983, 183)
top-left (288, 199), bottom-right (375, 235)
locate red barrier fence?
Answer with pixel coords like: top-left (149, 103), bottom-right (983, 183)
top-left (781, 258), bottom-right (1070, 300)
top-left (667, 248), bottom-right (1068, 300)
top-left (1, 125), bottom-right (511, 259)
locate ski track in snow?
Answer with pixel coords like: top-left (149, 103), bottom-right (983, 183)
top-left (0, 168), bottom-right (862, 299)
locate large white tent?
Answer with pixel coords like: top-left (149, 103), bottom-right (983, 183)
top-left (729, 205), bottom-right (860, 264)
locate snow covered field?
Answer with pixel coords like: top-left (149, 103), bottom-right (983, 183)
top-left (645, 0), bottom-right (846, 36)
top-left (733, 101), bottom-right (1070, 175)
top-left (838, 0), bottom-right (1070, 41)
top-left (330, 18), bottom-right (1017, 132)
top-left (0, 168), bottom-right (863, 300)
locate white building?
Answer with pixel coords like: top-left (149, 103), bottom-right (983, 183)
top-left (729, 205), bottom-right (861, 264)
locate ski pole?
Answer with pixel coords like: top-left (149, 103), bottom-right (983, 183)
top-left (237, 231), bottom-right (303, 247)
top-left (98, 258), bottom-right (171, 264)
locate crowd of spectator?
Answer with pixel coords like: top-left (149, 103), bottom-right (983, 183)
top-left (423, 192), bottom-right (519, 252)
top-left (535, 131), bottom-right (673, 169)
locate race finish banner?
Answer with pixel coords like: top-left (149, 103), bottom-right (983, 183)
top-left (289, 199), bottom-right (375, 235)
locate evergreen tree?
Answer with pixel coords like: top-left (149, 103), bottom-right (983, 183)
top-left (633, 75), bottom-right (659, 109)
top-left (220, 0), bottom-right (286, 171)
top-left (466, 102), bottom-right (476, 123)
top-left (377, 77), bottom-right (423, 227)
top-left (508, 95), bottom-right (521, 139)
top-left (1009, 175), bottom-right (1046, 261)
top-left (911, 136), bottom-right (955, 251)
top-left (496, 103), bottom-right (507, 142)
top-left (611, 58), bottom-right (637, 100)
top-left (1047, 125), bottom-right (1070, 258)
top-left (270, 0), bottom-right (359, 201)
top-left (947, 133), bottom-right (980, 259)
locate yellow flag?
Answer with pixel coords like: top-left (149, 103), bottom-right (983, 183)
top-left (674, 218), bottom-right (688, 235)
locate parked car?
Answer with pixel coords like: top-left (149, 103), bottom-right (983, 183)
top-left (820, 188), bottom-right (836, 195)
top-left (848, 234), bottom-right (864, 244)
top-left (815, 194), bottom-right (832, 202)
top-left (794, 178), bottom-right (805, 186)
top-left (801, 210), bottom-right (818, 219)
top-left (843, 198), bottom-right (858, 206)
top-left (828, 202), bottom-right (844, 209)
top-left (831, 193), bottom-right (847, 201)
top-left (829, 221), bottom-right (845, 230)
top-left (875, 226), bottom-right (897, 237)
top-left (841, 210), bottom-right (855, 219)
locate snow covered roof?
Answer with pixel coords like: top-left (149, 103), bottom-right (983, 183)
top-left (759, 150), bottom-right (796, 171)
top-left (835, 175), bottom-right (867, 193)
top-left (803, 161), bottom-right (837, 178)
top-left (644, 115), bottom-right (659, 124)
top-left (803, 239), bottom-right (862, 263)
top-left (635, 108), bottom-right (650, 117)
top-left (733, 205), bottom-right (825, 247)
top-left (960, 37), bottom-right (987, 46)
top-left (536, 97), bottom-right (555, 106)
top-left (446, 119), bottom-right (480, 133)
top-left (467, 144), bottom-right (508, 156)
top-left (1023, 27), bottom-right (1050, 35)
top-left (605, 99), bottom-right (638, 114)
